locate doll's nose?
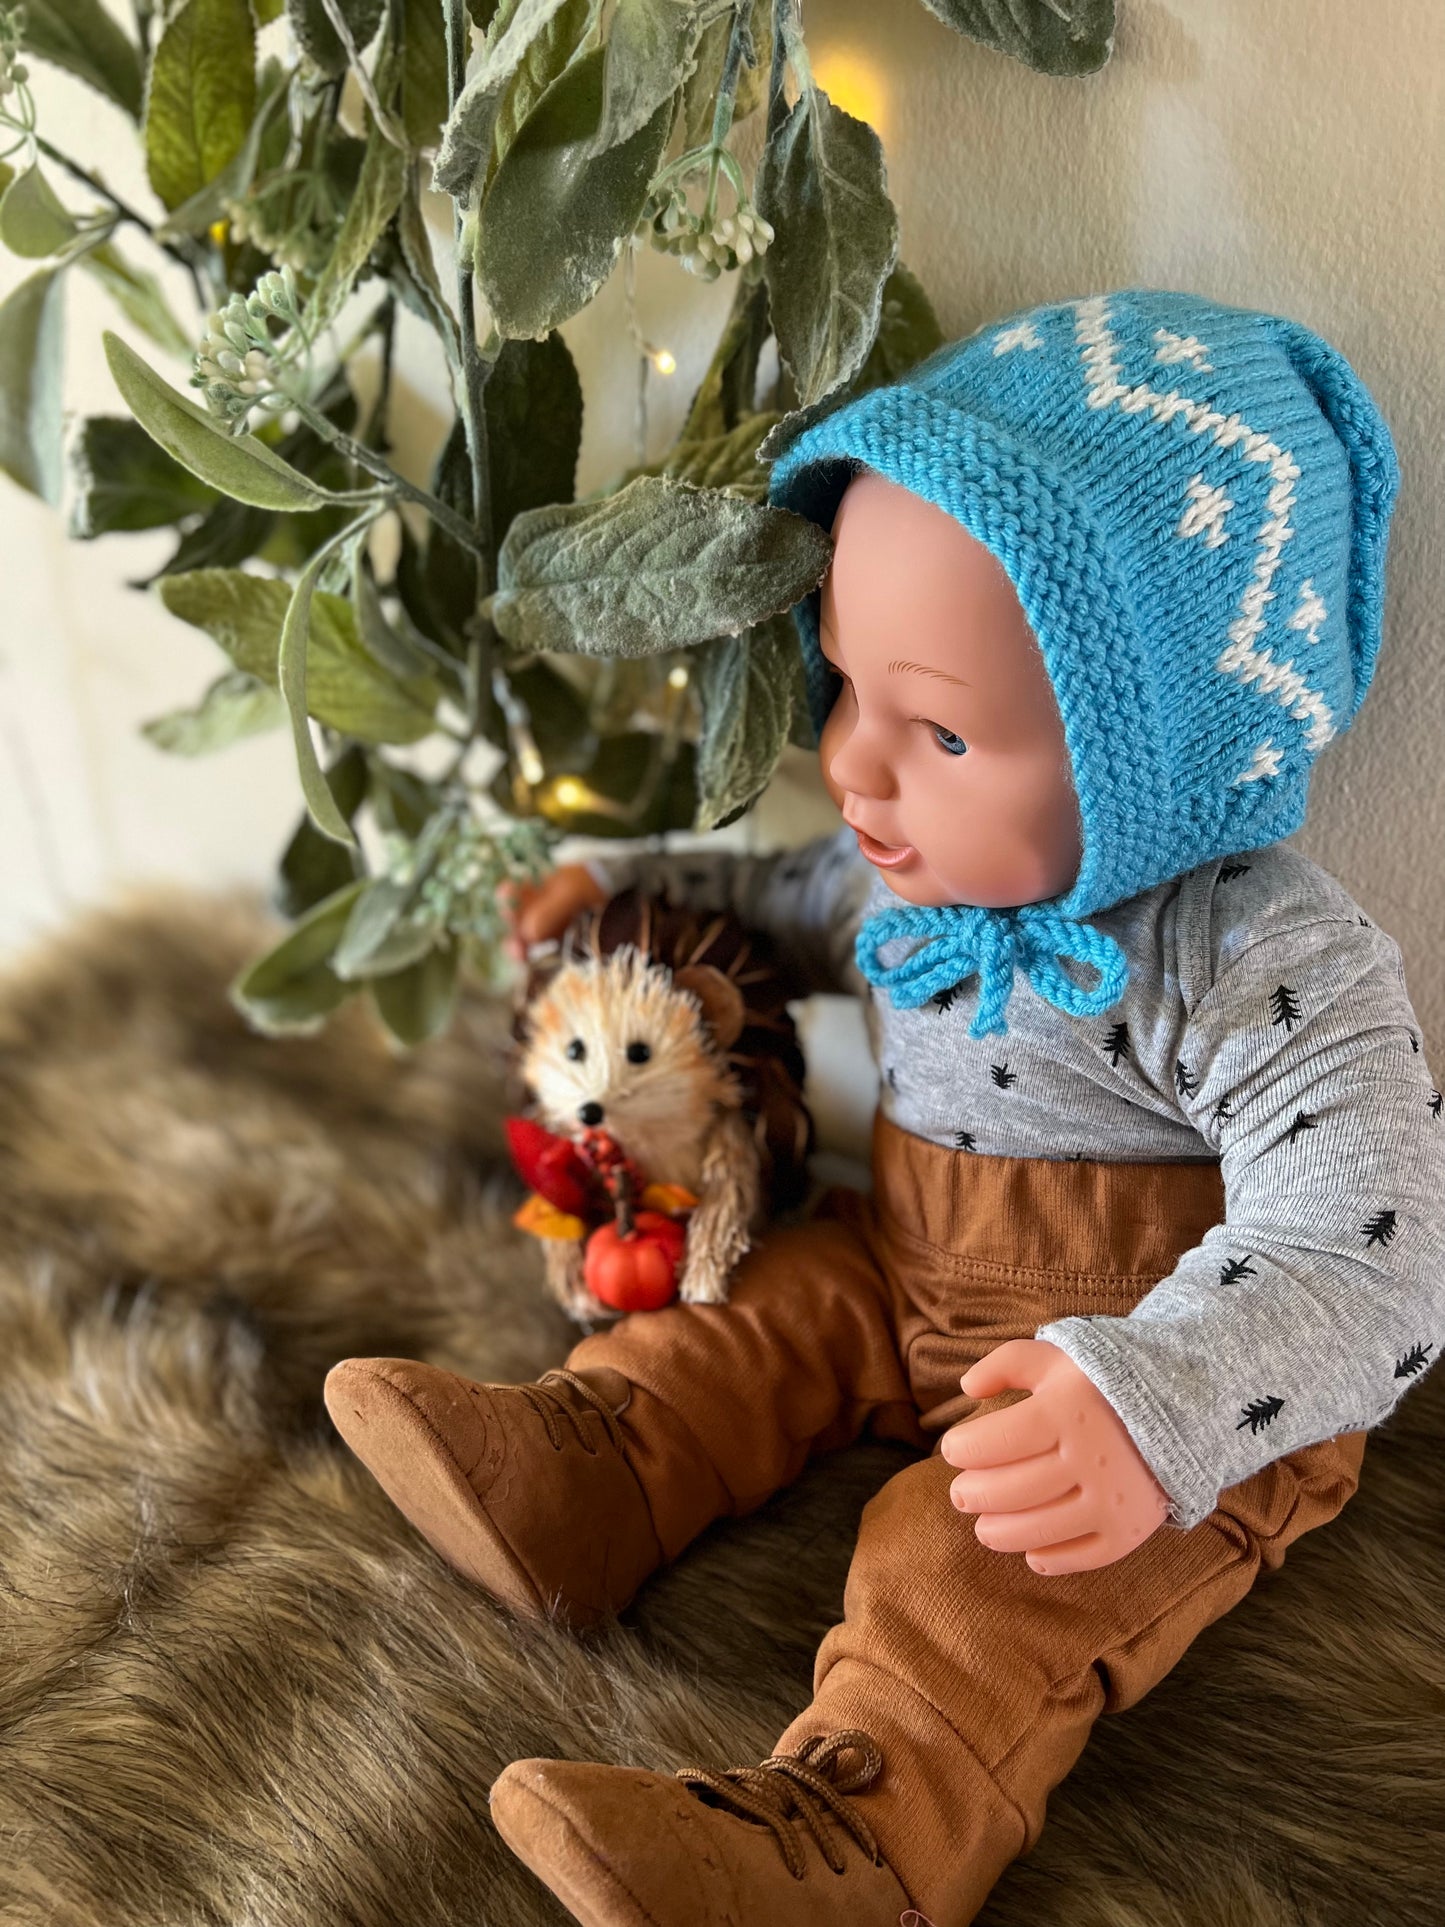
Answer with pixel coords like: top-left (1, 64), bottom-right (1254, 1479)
top-left (578, 1100), bottom-right (605, 1127)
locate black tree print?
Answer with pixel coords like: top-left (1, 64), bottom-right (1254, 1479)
top-left (885, 1066), bottom-right (899, 1093)
top-left (1219, 862), bottom-right (1251, 882)
top-left (932, 982), bottom-right (962, 1013)
top-left (1270, 984), bottom-right (1303, 1032)
top-left (954, 1129), bottom-right (977, 1152)
top-left (1175, 1060), bottom-right (1199, 1098)
top-left (1410, 1034), bottom-right (1421, 1053)
top-left (1237, 1395), bottom-right (1284, 1434)
top-left (1362, 1209), bottom-right (1398, 1248)
top-left (1213, 1096), bottom-right (1234, 1123)
top-left (1285, 1110), bottom-right (1318, 1144)
top-left (1394, 1342), bottom-right (1434, 1380)
top-left (1103, 1021), bottom-right (1131, 1066)
top-left (1429, 1090), bottom-right (1442, 1120)
top-left (990, 1062), bottom-right (1018, 1090)
top-left (1219, 1256), bottom-right (1257, 1285)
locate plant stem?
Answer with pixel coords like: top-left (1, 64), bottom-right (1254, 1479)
top-left (442, 0), bottom-right (495, 591)
top-left (32, 133), bottom-right (207, 306)
top-left (289, 396), bottom-right (489, 557)
top-left (767, 0), bottom-right (794, 138)
top-left (710, 0), bottom-right (752, 151)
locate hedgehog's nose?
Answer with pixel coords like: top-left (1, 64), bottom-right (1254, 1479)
top-left (578, 1100), bottom-right (605, 1127)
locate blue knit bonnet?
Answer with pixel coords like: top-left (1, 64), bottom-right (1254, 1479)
top-left (766, 290), bottom-right (1399, 1035)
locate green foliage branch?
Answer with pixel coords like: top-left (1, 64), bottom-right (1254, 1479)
top-left (0, 0), bottom-right (1115, 1042)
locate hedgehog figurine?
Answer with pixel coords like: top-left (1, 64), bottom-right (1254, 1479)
top-left (508, 890), bottom-right (813, 1324)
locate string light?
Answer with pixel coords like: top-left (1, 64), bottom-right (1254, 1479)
top-left (810, 48), bottom-right (888, 138)
top-left (667, 663), bottom-right (690, 690)
top-left (550, 776), bottom-right (592, 812)
top-left (652, 348), bottom-right (677, 376)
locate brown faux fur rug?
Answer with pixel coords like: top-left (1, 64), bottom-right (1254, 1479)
top-left (0, 891), bottom-right (1440, 1927)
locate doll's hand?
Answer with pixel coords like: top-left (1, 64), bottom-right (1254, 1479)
top-left (503, 863), bottom-right (609, 959)
top-left (940, 1339), bottom-right (1170, 1575)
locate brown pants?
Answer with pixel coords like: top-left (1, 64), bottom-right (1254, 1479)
top-left (567, 1116), bottom-right (1365, 1927)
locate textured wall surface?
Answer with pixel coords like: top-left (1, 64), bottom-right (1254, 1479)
top-left (2, 0), bottom-right (1441, 1090)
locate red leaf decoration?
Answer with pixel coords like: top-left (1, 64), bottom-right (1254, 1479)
top-left (505, 1116), bottom-right (595, 1217)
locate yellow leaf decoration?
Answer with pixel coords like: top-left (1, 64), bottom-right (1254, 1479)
top-left (640, 1181), bottom-right (698, 1216)
top-left (514, 1193), bottom-right (587, 1241)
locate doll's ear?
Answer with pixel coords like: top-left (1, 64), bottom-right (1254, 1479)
top-left (673, 965), bottom-right (746, 1051)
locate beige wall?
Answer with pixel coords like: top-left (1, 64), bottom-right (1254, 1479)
top-left (2, 1), bottom-right (1442, 1084)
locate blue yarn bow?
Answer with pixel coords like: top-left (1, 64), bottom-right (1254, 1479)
top-left (855, 903), bottom-right (1129, 1038)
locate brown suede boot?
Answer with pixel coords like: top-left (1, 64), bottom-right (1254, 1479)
top-left (489, 1731), bottom-right (916, 1927)
top-left (323, 1359), bottom-right (663, 1630)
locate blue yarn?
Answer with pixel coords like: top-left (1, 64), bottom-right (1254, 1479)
top-left (856, 902), bottom-right (1130, 1038)
top-left (768, 291), bottom-right (1399, 1034)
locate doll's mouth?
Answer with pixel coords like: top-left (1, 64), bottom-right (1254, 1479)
top-left (851, 827), bottom-right (916, 869)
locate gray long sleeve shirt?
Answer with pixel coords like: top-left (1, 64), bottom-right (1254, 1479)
top-left (593, 830), bottom-right (1445, 1528)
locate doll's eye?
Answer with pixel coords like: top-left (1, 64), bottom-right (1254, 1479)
top-left (625, 1040), bottom-right (651, 1065)
top-left (565, 1038), bottom-right (586, 1061)
top-left (931, 724), bottom-right (968, 757)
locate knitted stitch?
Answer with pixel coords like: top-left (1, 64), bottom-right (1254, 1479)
top-left (767, 292), bottom-right (1399, 959)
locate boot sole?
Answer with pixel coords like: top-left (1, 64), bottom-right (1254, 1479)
top-left (490, 1768), bottom-right (654, 1927)
top-left (325, 1361), bottom-right (547, 1621)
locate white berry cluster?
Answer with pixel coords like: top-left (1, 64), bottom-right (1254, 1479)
top-left (639, 185), bottom-right (775, 282)
top-left (0, 7), bottom-right (29, 103)
top-left (190, 271), bottom-right (302, 432)
top-left (403, 811), bottom-right (555, 950)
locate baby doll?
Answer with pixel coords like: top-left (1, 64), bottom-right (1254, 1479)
top-left (325, 292), bottom-right (1445, 1927)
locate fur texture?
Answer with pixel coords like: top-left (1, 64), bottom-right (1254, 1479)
top-left (0, 888), bottom-right (1440, 1927)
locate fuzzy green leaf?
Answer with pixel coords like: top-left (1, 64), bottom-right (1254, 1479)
top-left (230, 879), bottom-right (367, 1035)
top-left (80, 244), bottom-right (192, 359)
top-left (145, 0), bottom-right (257, 213)
top-left (0, 269), bottom-right (66, 505)
top-left (0, 165), bottom-right (80, 259)
top-left (400, 0), bottom-right (450, 150)
top-left (280, 534), bottom-right (366, 846)
top-left (485, 330), bottom-right (583, 539)
top-left (663, 412), bottom-right (780, 501)
top-left (694, 615), bottom-right (798, 829)
top-left (486, 0), bottom-right (593, 192)
top-left (490, 474), bottom-right (832, 657)
top-left (918, 0), bottom-right (1114, 75)
top-left (592, 0), bottom-right (707, 156)
top-left (433, 0), bottom-right (577, 196)
top-left (70, 416), bottom-right (219, 537)
top-left (309, 113), bottom-right (408, 329)
top-left (758, 261), bottom-right (944, 462)
top-left (153, 60), bottom-right (290, 243)
top-left (275, 746), bottom-right (366, 917)
top-left (157, 568), bottom-right (442, 744)
top-left (287, 0), bottom-right (387, 76)
top-left (104, 334), bottom-right (379, 513)
top-left (393, 169), bottom-right (461, 369)
top-left (369, 942), bottom-right (460, 1044)
top-left (141, 670), bottom-right (288, 755)
top-left (20, 0), bottom-right (144, 119)
top-left (755, 85), bottom-right (898, 408)
top-left (680, 265), bottom-right (771, 443)
top-left (477, 46), bottom-right (673, 339)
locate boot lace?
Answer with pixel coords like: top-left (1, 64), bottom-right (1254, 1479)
top-left (675, 1730), bottom-right (884, 1880)
top-left (519, 1369), bottom-right (625, 1455)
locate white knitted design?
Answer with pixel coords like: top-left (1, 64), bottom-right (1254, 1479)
top-left (1075, 296), bottom-right (1337, 756)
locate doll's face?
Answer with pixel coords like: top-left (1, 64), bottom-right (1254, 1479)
top-left (817, 470), bottom-right (1082, 910)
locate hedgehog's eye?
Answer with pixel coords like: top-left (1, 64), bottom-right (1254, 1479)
top-left (625, 1040), bottom-right (651, 1065)
top-left (565, 1038), bottom-right (586, 1062)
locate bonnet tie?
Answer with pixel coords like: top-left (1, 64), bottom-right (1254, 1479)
top-left (855, 902), bottom-right (1129, 1038)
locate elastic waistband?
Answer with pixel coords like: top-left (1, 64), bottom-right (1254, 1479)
top-left (869, 1115), bottom-right (1224, 1278)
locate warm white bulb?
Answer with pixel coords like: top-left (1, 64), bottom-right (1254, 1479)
top-left (652, 348), bottom-right (677, 376)
top-left (667, 664), bottom-right (689, 689)
top-left (551, 776), bottom-right (590, 810)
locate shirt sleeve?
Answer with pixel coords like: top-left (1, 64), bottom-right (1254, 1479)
top-left (1035, 911), bottom-right (1445, 1530)
top-left (583, 826), bottom-right (872, 997)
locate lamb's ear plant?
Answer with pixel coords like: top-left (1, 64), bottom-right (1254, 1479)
top-left (0, 0), bottom-right (1115, 1044)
